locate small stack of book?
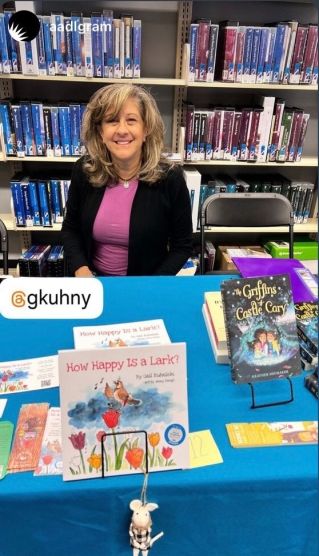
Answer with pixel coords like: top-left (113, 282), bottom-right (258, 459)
top-left (295, 302), bottom-right (318, 399)
top-left (202, 291), bottom-right (229, 364)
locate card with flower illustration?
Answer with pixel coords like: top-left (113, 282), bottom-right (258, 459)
top-left (58, 343), bottom-right (189, 481)
top-left (34, 407), bottom-right (62, 476)
top-left (0, 355), bottom-right (59, 394)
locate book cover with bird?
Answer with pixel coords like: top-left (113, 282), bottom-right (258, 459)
top-left (58, 343), bottom-right (189, 481)
top-left (221, 274), bottom-right (301, 384)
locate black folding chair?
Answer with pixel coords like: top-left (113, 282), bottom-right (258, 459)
top-left (0, 218), bottom-right (9, 275)
top-left (200, 193), bottom-right (294, 275)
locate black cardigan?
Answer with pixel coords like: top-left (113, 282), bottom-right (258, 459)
top-left (61, 158), bottom-right (193, 276)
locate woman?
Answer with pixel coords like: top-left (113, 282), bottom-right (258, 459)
top-left (62, 84), bottom-right (193, 276)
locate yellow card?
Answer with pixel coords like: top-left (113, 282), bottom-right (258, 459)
top-left (189, 430), bottom-right (223, 468)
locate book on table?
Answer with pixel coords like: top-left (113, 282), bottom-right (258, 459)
top-left (295, 302), bottom-right (318, 357)
top-left (202, 304), bottom-right (229, 364)
top-left (220, 274), bottom-right (301, 384)
top-left (226, 421), bottom-right (318, 448)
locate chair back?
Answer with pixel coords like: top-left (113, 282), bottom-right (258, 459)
top-left (200, 193), bottom-right (294, 274)
top-left (0, 218), bottom-right (9, 275)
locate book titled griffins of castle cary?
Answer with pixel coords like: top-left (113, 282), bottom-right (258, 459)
top-left (221, 274), bottom-right (301, 384)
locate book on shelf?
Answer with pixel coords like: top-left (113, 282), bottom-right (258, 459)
top-left (295, 302), bottom-right (318, 357)
top-left (58, 343), bottom-right (189, 481)
top-left (220, 274), bottom-right (301, 384)
top-left (226, 421), bottom-right (318, 448)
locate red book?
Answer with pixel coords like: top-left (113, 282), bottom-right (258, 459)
top-left (248, 108), bottom-right (263, 161)
top-left (238, 108), bottom-right (252, 160)
top-left (289, 25), bottom-right (309, 84)
top-left (300, 24), bottom-right (318, 83)
top-left (195, 19), bottom-right (211, 81)
top-left (287, 109), bottom-right (304, 162)
top-left (230, 111), bottom-right (242, 160)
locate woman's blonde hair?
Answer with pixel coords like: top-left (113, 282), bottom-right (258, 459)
top-left (82, 84), bottom-right (171, 186)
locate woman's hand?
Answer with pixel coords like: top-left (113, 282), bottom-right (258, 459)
top-left (75, 266), bottom-right (94, 277)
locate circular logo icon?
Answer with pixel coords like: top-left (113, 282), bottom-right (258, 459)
top-left (8, 11), bottom-right (40, 42)
top-left (164, 424), bottom-right (186, 446)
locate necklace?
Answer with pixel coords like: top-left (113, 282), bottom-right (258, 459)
top-left (117, 172), bottom-right (139, 189)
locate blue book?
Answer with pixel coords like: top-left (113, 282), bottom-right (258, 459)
top-left (264, 27), bottom-right (277, 82)
top-left (10, 179), bottom-right (25, 225)
top-left (50, 179), bottom-right (63, 223)
top-left (256, 28), bottom-right (269, 83)
top-left (91, 13), bottom-right (103, 77)
top-left (70, 104), bottom-right (81, 156)
top-left (104, 13), bottom-right (114, 77)
top-left (4, 10), bottom-right (19, 72)
top-left (80, 104), bottom-right (86, 154)
top-left (50, 106), bottom-right (62, 157)
top-left (249, 27), bottom-right (261, 82)
top-left (64, 17), bottom-right (74, 76)
top-left (71, 13), bottom-right (84, 76)
top-left (21, 178), bottom-right (34, 226)
top-left (0, 101), bottom-right (14, 155)
top-left (28, 181), bottom-right (41, 226)
top-left (242, 27), bottom-right (254, 82)
top-left (37, 180), bottom-right (52, 226)
top-left (189, 23), bottom-right (198, 81)
top-left (43, 15), bottom-right (55, 75)
top-left (52, 14), bottom-right (66, 75)
top-left (11, 105), bottom-right (25, 157)
top-left (58, 106), bottom-right (71, 156)
top-left (20, 101), bottom-right (35, 156)
top-left (31, 102), bottom-right (45, 156)
top-left (271, 24), bottom-right (286, 82)
top-left (37, 16), bottom-right (47, 74)
top-left (132, 20), bottom-right (141, 78)
top-left (0, 14), bottom-right (11, 73)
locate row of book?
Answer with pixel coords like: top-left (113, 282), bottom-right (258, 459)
top-left (18, 245), bottom-right (64, 277)
top-left (184, 167), bottom-right (315, 232)
top-left (188, 19), bottom-right (318, 85)
top-left (0, 100), bottom-right (86, 157)
top-left (0, 10), bottom-right (141, 78)
top-left (184, 97), bottom-right (310, 162)
top-left (10, 176), bottom-right (71, 227)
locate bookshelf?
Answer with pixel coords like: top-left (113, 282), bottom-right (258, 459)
top-left (0, 0), bottom-right (317, 261)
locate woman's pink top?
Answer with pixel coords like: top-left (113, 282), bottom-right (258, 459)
top-left (92, 180), bottom-right (138, 275)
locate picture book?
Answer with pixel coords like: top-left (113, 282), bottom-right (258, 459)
top-left (0, 355), bottom-right (58, 394)
top-left (34, 407), bottom-right (62, 476)
top-left (73, 319), bottom-right (170, 349)
top-left (226, 421), bottom-right (318, 448)
top-left (204, 291), bottom-right (227, 349)
top-left (0, 421), bottom-right (14, 479)
top-left (221, 275), bottom-right (301, 384)
top-left (7, 403), bottom-right (49, 472)
top-left (58, 343), bottom-right (189, 481)
top-left (202, 305), bottom-right (229, 365)
top-left (295, 302), bottom-right (318, 356)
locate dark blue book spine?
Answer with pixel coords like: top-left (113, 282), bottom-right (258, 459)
top-left (242, 27), bottom-right (254, 81)
top-left (28, 181), bottom-right (41, 226)
top-left (256, 28), bottom-right (269, 82)
top-left (58, 106), bottom-right (71, 156)
top-left (250, 27), bottom-right (261, 82)
top-left (272, 24), bottom-right (286, 82)
top-left (50, 179), bottom-right (63, 223)
top-left (71, 14), bottom-right (83, 76)
top-left (21, 181), bottom-right (34, 226)
top-left (65, 18), bottom-right (74, 76)
top-left (50, 107), bottom-right (62, 156)
top-left (37, 16), bottom-right (47, 74)
top-left (0, 101), bottom-right (14, 155)
top-left (70, 104), bottom-right (81, 156)
top-left (37, 181), bottom-right (52, 226)
top-left (10, 180), bottom-right (25, 225)
top-left (20, 102), bottom-right (35, 156)
top-left (0, 14), bottom-right (11, 73)
top-left (43, 16), bottom-right (55, 75)
top-left (31, 103), bottom-right (45, 156)
top-left (11, 105), bottom-right (25, 157)
top-left (91, 14), bottom-right (103, 77)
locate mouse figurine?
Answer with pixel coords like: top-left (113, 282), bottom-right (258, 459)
top-left (129, 499), bottom-right (164, 556)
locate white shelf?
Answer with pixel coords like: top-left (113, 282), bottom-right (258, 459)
top-left (183, 157), bottom-right (318, 167)
top-left (1, 213), bottom-right (316, 234)
top-left (1, 74), bottom-right (317, 91)
top-left (0, 74), bottom-right (185, 86)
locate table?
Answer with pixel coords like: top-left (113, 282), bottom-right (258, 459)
top-left (0, 276), bottom-right (317, 556)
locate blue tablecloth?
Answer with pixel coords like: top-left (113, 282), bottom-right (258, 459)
top-left (0, 276), bottom-right (317, 556)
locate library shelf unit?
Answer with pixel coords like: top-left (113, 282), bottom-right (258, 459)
top-left (0, 0), bottom-right (317, 259)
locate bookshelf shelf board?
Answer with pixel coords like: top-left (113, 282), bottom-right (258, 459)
top-left (0, 74), bottom-right (186, 86)
top-left (204, 218), bottom-right (317, 234)
top-left (1, 213), bottom-right (316, 234)
top-left (184, 157), bottom-right (318, 167)
top-left (186, 81), bottom-right (317, 91)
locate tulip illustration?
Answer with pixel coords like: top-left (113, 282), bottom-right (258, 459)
top-left (162, 446), bottom-right (173, 465)
top-left (87, 453), bottom-right (102, 472)
top-left (69, 432), bottom-right (86, 473)
top-left (125, 447), bottom-right (144, 469)
top-left (102, 409), bottom-right (122, 469)
top-left (148, 432), bottom-right (160, 467)
top-left (42, 454), bottom-right (53, 473)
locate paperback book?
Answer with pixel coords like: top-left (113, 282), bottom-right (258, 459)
top-left (295, 302), bottom-right (318, 357)
top-left (58, 343), bottom-right (189, 481)
top-left (221, 275), bottom-right (301, 384)
top-left (226, 421), bottom-right (318, 447)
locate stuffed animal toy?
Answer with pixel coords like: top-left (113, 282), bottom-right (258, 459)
top-left (129, 499), bottom-right (164, 556)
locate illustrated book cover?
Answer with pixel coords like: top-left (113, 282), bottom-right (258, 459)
top-left (58, 343), bottom-right (189, 481)
top-left (34, 407), bottom-right (62, 476)
top-left (0, 355), bottom-right (58, 394)
top-left (221, 274), bottom-right (301, 383)
top-left (73, 319), bottom-right (171, 349)
top-left (295, 302), bottom-right (318, 356)
top-left (226, 421), bottom-right (318, 447)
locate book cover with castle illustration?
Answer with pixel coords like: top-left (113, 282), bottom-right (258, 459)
top-left (58, 343), bottom-right (189, 481)
top-left (221, 274), bottom-right (301, 384)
